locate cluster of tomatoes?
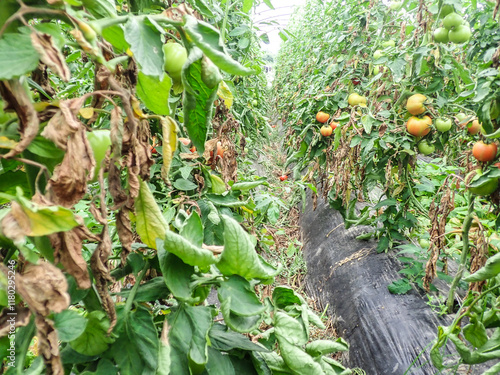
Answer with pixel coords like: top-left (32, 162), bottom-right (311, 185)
top-left (316, 111), bottom-right (339, 137)
top-left (433, 6), bottom-right (471, 44)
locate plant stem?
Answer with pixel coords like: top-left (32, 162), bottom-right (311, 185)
top-left (123, 260), bottom-right (149, 315)
top-left (220, 0), bottom-right (231, 43)
top-left (446, 192), bottom-right (475, 313)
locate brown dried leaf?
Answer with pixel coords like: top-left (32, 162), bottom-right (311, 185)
top-left (35, 315), bottom-right (64, 375)
top-left (49, 219), bottom-right (99, 289)
top-left (0, 303), bottom-right (31, 337)
top-left (1, 202), bottom-right (30, 243)
top-left (30, 32), bottom-right (70, 82)
top-left (16, 262), bottom-right (70, 316)
top-left (116, 206), bottom-right (134, 263)
top-left (47, 128), bottom-right (94, 207)
top-left (0, 80), bottom-right (40, 158)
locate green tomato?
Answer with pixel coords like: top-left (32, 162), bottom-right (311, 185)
top-left (433, 27), bottom-right (449, 43)
top-left (443, 13), bottom-right (463, 30)
top-left (163, 43), bottom-right (188, 80)
top-left (389, 1), bottom-right (402, 10)
top-left (373, 66), bottom-right (380, 75)
top-left (419, 239), bottom-right (430, 248)
top-left (440, 4), bottom-right (454, 18)
top-left (252, 100), bottom-right (258, 106)
top-left (435, 118), bottom-right (452, 132)
top-left (468, 170), bottom-right (499, 196)
top-left (87, 130), bottom-right (111, 182)
top-left (448, 25), bottom-right (471, 43)
top-left (373, 49), bottom-right (384, 60)
top-left (381, 40), bottom-right (395, 48)
top-left (418, 140), bottom-right (435, 155)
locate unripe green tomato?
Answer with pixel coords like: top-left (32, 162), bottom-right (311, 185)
top-left (448, 25), bottom-right (471, 43)
top-left (163, 43), bottom-right (188, 80)
top-left (443, 13), bottom-right (463, 30)
top-left (433, 27), bottom-right (449, 43)
top-left (381, 40), bottom-right (395, 48)
top-left (87, 130), bottom-right (111, 182)
top-left (373, 49), bottom-right (384, 60)
top-left (435, 118), bottom-right (452, 132)
top-left (373, 66), bottom-right (380, 75)
top-left (252, 100), bottom-right (258, 106)
top-left (389, 1), bottom-right (402, 10)
top-left (468, 170), bottom-right (499, 196)
top-left (201, 56), bottom-right (222, 89)
top-left (440, 4), bottom-right (454, 18)
top-left (418, 140), bottom-right (435, 155)
top-left (419, 239), bottom-right (430, 248)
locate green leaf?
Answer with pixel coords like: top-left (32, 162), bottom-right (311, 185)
top-left (123, 17), bottom-right (163, 77)
top-left (262, 0), bottom-right (274, 9)
top-left (182, 47), bottom-right (218, 154)
top-left (158, 250), bottom-right (195, 301)
top-left (276, 335), bottom-right (324, 375)
top-left (209, 323), bottom-right (268, 352)
top-left (274, 312), bottom-right (308, 346)
top-left (157, 231), bottom-right (218, 267)
top-left (242, 0), bottom-right (254, 13)
top-left (102, 25), bottom-right (129, 52)
top-left (206, 193), bottom-right (248, 207)
top-left (272, 286), bottom-right (303, 309)
top-left (231, 178), bottom-right (268, 192)
top-left (464, 252), bottom-right (500, 282)
top-left (109, 305), bottom-right (159, 375)
top-left (167, 304), bottom-right (212, 374)
top-left (54, 310), bottom-right (87, 342)
top-left (387, 58), bottom-right (406, 82)
top-left (0, 33), bottom-right (39, 79)
top-left (463, 321), bottom-right (488, 348)
top-left (135, 179), bottom-right (168, 249)
top-left (218, 275), bottom-right (267, 317)
top-left (205, 346), bottom-right (236, 374)
top-left (183, 16), bottom-right (255, 76)
top-left (220, 297), bottom-right (262, 333)
top-left (70, 311), bottom-right (115, 356)
top-left (27, 136), bottom-right (65, 159)
top-left (305, 338), bottom-right (349, 357)
top-left (136, 71), bottom-right (171, 115)
top-left (180, 211), bottom-right (204, 248)
top-left (173, 178), bottom-right (198, 191)
top-left (217, 215), bottom-right (281, 281)
top-left (116, 277), bottom-right (169, 302)
top-left (81, 0), bottom-right (117, 18)
top-left (387, 279), bottom-right (412, 294)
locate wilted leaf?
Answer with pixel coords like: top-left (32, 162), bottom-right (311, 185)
top-left (156, 231), bottom-right (218, 268)
top-left (30, 32), bottom-right (70, 81)
top-left (160, 116), bottom-right (177, 182)
top-left (35, 314), bottom-right (64, 375)
top-left (136, 179), bottom-right (168, 249)
top-left (217, 81), bottom-right (234, 109)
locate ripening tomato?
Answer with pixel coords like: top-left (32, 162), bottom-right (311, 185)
top-left (279, 175), bottom-right (288, 181)
top-left (179, 137), bottom-right (191, 146)
top-left (348, 93), bottom-right (367, 107)
top-left (330, 121), bottom-right (339, 130)
top-left (468, 119), bottom-right (481, 135)
top-left (320, 124), bottom-right (333, 137)
top-left (352, 78), bottom-right (361, 85)
top-left (472, 141), bottom-right (498, 162)
top-left (406, 116), bottom-right (432, 137)
top-left (190, 146), bottom-right (196, 153)
top-left (406, 94), bottom-right (427, 115)
top-left (210, 142), bottom-right (224, 158)
top-left (316, 111), bottom-right (330, 123)
top-left (150, 145), bottom-right (157, 154)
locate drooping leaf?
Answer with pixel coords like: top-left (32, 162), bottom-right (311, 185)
top-left (135, 179), bottom-right (168, 249)
top-left (180, 211), bottom-right (204, 248)
top-left (70, 311), bottom-right (115, 356)
top-left (54, 310), bottom-right (87, 342)
top-left (216, 215), bottom-right (281, 281)
top-left (156, 231), bottom-right (218, 268)
top-left (136, 71), bottom-right (171, 115)
top-left (182, 47), bottom-right (218, 154)
top-left (158, 250), bottom-right (195, 301)
top-left (81, 0), bottom-right (117, 18)
top-left (123, 17), bottom-right (163, 77)
top-left (217, 275), bottom-right (267, 317)
top-left (183, 16), bottom-right (255, 76)
top-left (209, 323), bottom-right (268, 352)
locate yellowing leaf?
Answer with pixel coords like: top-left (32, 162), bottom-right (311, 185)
top-left (160, 116), bottom-right (177, 182)
top-left (217, 80), bottom-right (234, 109)
top-left (135, 178), bottom-right (168, 249)
top-left (79, 107), bottom-right (94, 119)
top-left (131, 97), bottom-right (146, 118)
top-left (0, 136), bottom-right (18, 149)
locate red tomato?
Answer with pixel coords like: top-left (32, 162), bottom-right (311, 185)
top-left (472, 141), bottom-right (498, 162)
top-left (279, 175), bottom-right (288, 181)
top-left (316, 111), bottom-right (330, 123)
top-left (352, 78), bottom-right (361, 85)
top-left (406, 116), bottom-right (432, 137)
top-left (330, 121), bottom-right (339, 130)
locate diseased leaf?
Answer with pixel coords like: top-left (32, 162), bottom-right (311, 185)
top-left (217, 80), bottom-right (234, 109)
top-left (30, 32), bottom-right (70, 81)
top-left (135, 179), bottom-right (168, 249)
top-left (160, 116), bottom-right (177, 182)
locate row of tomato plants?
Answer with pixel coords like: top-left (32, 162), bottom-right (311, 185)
top-left (273, 0), bottom-right (500, 371)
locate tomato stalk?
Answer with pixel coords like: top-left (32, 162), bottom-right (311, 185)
top-left (123, 260), bottom-right (150, 315)
top-left (445, 192), bottom-right (475, 314)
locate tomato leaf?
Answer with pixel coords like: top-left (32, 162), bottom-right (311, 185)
top-left (158, 250), bottom-right (195, 301)
top-left (136, 71), bottom-right (171, 115)
top-left (70, 311), bottom-right (115, 356)
top-left (156, 231), bottom-right (218, 267)
top-left (54, 310), bottom-right (87, 342)
top-left (217, 215), bottom-right (281, 281)
top-left (0, 33), bottom-right (39, 80)
top-left (217, 275), bottom-right (267, 317)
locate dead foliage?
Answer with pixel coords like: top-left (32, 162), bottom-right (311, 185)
top-left (468, 219), bottom-right (488, 294)
top-left (423, 177), bottom-right (456, 291)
